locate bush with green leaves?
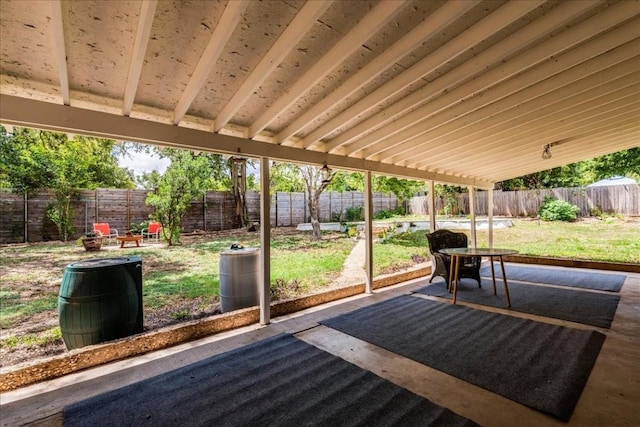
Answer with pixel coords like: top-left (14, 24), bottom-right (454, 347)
top-left (129, 221), bottom-right (150, 234)
top-left (538, 196), bottom-right (580, 222)
top-left (345, 206), bottom-right (364, 221)
top-left (373, 206), bottom-right (405, 220)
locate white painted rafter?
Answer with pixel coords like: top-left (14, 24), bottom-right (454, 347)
top-left (323, 0), bottom-right (601, 155)
top-left (123, 0), bottom-right (157, 116)
top-left (402, 63), bottom-right (640, 167)
top-left (247, 0), bottom-right (406, 138)
top-left (383, 41), bottom-right (640, 164)
top-left (425, 109), bottom-right (640, 178)
top-left (300, 0), bottom-right (545, 150)
top-left (356, 4), bottom-right (640, 161)
top-left (277, 0), bottom-right (483, 146)
top-left (172, 0), bottom-right (249, 125)
top-left (411, 87), bottom-right (640, 172)
top-left (49, 1), bottom-right (70, 105)
top-left (213, 1), bottom-right (332, 132)
top-left (461, 126), bottom-right (640, 182)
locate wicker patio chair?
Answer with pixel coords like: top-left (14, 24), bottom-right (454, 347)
top-left (426, 229), bottom-right (482, 287)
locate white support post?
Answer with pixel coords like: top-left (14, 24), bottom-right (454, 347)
top-left (488, 185), bottom-right (494, 249)
top-left (469, 186), bottom-right (477, 249)
top-left (364, 170), bottom-right (373, 294)
top-left (429, 180), bottom-right (436, 232)
top-left (259, 157), bottom-right (271, 325)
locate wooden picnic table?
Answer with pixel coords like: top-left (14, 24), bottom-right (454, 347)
top-left (116, 235), bottom-right (142, 248)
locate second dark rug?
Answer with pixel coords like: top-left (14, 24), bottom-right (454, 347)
top-left (63, 333), bottom-right (477, 427)
top-left (415, 280), bottom-right (620, 328)
top-left (321, 295), bottom-right (606, 422)
top-left (479, 264), bottom-right (625, 292)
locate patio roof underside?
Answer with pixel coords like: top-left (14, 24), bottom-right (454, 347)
top-left (1, 0), bottom-right (639, 188)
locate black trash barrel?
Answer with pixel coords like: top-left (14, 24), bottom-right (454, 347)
top-left (219, 247), bottom-right (260, 313)
top-left (58, 256), bottom-right (142, 350)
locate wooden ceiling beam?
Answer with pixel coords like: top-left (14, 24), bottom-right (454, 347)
top-left (428, 111), bottom-right (640, 178)
top-left (0, 94), bottom-right (492, 188)
top-left (475, 131), bottom-right (640, 182)
top-left (247, 0), bottom-right (406, 138)
top-left (123, 0), bottom-right (157, 116)
top-left (380, 43), bottom-right (640, 163)
top-left (404, 69), bottom-right (639, 167)
top-left (351, 3), bottom-right (639, 159)
top-left (212, 0), bottom-right (332, 133)
top-left (413, 97), bottom-right (640, 175)
top-left (49, 0), bottom-right (70, 105)
top-left (282, 0), bottom-right (486, 147)
top-left (172, 1), bottom-right (249, 125)
top-left (321, 0), bottom-right (602, 155)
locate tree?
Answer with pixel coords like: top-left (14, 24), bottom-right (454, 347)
top-left (145, 149), bottom-right (212, 245)
top-left (0, 126), bottom-right (134, 241)
top-left (269, 162), bottom-right (305, 193)
top-left (588, 148), bottom-right (640, 181)
top-left (373, 176), bottom-right (426, 203)
top-left (496, 149), bottom-right (640, 190)
top-left (299, 164), bottom-right (335, 240)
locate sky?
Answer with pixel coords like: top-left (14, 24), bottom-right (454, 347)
top-left (118, 151), bottom-right (170, 177)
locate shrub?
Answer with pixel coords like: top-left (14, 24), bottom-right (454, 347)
top-left (538, 196), bottom-right (580, 222)
top-left (373, 206), bottom-right (405, 219)
top-left (345, 206), bottom-right (364, 221)
top-left (129, 220), bottom-right (150, 234)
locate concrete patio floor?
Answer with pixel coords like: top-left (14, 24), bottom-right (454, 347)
top-left (2, 266), bottom-right (639, 426)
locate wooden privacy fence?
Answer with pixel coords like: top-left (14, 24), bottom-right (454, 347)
top-left (0, 189), bottom-right (398, 243)
top-left (408, 185), bottom-right (640, 217)
top-left (1, 185), bottom-right (636, 243)
top-left (270, 191), bottom-right (398, 227)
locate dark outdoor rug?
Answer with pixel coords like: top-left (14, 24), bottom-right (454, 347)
top-left (63, 333), bottom-right (477, 427)
top-left (321, 296), bottom-right (606, 422)
top-left (415, 280), bottom-right (620, 328)
top-left (479, 263), bottom-right (626, 292)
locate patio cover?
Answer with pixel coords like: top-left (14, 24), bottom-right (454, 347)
top-left (0, 0), bottom-right (638, 187)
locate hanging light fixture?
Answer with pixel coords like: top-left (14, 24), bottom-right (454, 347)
top-left (541, 140), bottom-right (565, 160)
top-left (320, 161), bottom-right (332, 184)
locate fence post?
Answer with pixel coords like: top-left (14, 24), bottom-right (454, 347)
top-left (127, 188), bottom-right (131, 230)
top-left (289, 192), bottom-right (293, 227)
top-left (23, 191), bottom-right (28, 243)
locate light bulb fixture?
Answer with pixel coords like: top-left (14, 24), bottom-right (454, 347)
top-left (541, 140), bottom-right (565, 160)
top-left (320, 161), bottom-right (332, 184)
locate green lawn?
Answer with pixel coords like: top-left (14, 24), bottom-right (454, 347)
top-left (476, 217), bottom-right (640, 263)
top-left (1, 217), bottom-right (638, 367)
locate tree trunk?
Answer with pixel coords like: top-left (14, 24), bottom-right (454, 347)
top-left (300, 164), bottom-right (334, 241)
top-left (310, 192), bottom-right (321, 240)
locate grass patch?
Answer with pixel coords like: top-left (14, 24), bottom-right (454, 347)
top-left (475, 218), bottom-right (640, 263)
top-left (374, 231), bottom-right (429, 276)
top-left (0, 294), bottom-right (58, 329)
top-left (0, 327), bottom-right (62, 350)
top-left (270, 237), bottom-right (354, 295)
